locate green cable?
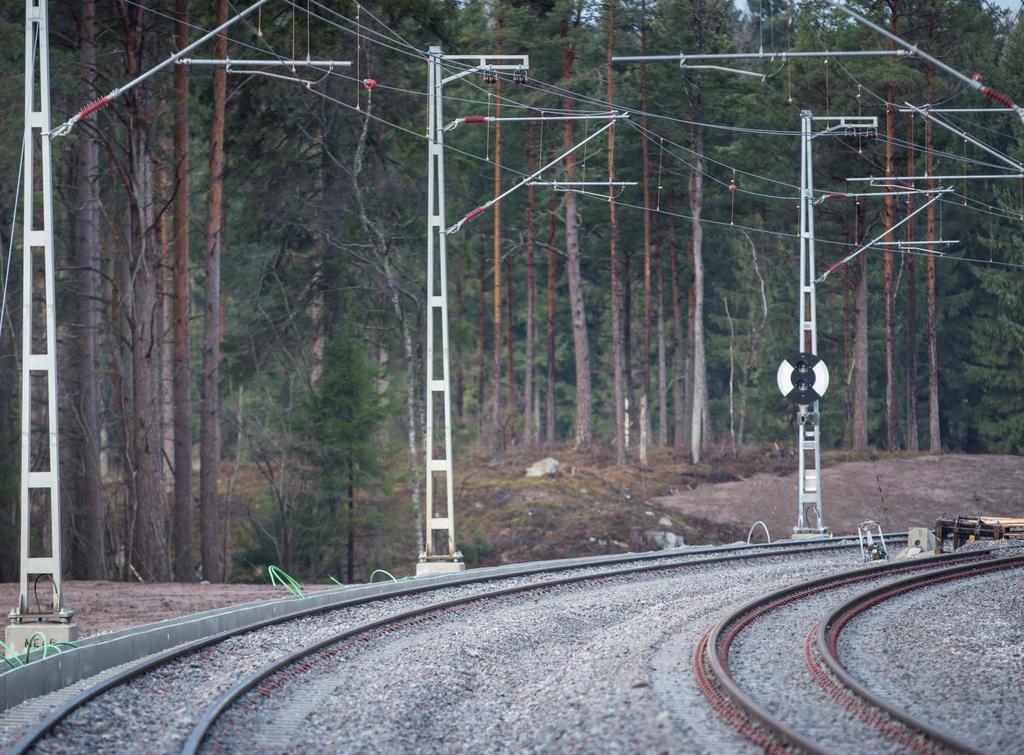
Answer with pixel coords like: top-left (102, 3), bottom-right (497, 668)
top-left (267, 565), bottom-right (304, 599)
top-left (329, 577), bottom-right (345, 586)
top-left (369, 569), bottom-right (398, 583)
top-left (0, 640), bottom-right (23, 670)
top-left (22, 632), bottom-right (50, 665)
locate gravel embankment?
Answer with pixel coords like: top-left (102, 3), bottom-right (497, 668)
top-left (1, 542), bottom-right (855, 753)
top-left (205, 549), bottom-right (860, 754)
top-left (727, 563), bottom-right (932, 754)
top-left (837, 545), bottom-right (1024, 754)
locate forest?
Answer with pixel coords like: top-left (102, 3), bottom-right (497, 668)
top-left (0, 0), bottom-right (1022, 585)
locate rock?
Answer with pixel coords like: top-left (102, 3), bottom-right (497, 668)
top-left (525, 457), bottom-right (560, 477)
top-left (645, 530), bottom-right (685, 550)
top-left (657, 516), bottom-right (673, 527)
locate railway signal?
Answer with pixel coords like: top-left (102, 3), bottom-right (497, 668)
top-left (787, 112), bottom-right (875, 537)
top-left (776, 352), bottom-right (829, 406)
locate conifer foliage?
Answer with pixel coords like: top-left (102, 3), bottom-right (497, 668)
top-left (0, 0), bottom-right (1021, 581)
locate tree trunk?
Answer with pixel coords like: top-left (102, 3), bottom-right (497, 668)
top-left (883, 75), bottom-right (899, 449)
top-left (561, 25), bottom-right (592, 450)
top-left (843, 270), bottom-right (853, 446)
top-left (546, 197), bottom-right (557, 446)
top-left (688, 88), bottom-right (707, 464)
top-left (905, 114), bottom-right (919, 451)
top-left (155, 151), bottom-right (172, 491)
top-left (925, 66), bottom-right (941, 451)
top-left (639, 102), bottom-right (651, 462)
top-left (200, 0), bottom-right (228, 582)
top-left (524, 122), bottom-right (536, 448)
top-left (346, 472), bottom-right (355, 583)
top-left (671, 207), bottom-right (685, 450)
top-left (656, 231), bottom-right (668, 447)
top-left (491, 75), bottom-right (503, 452)
top-left (74, 0), bottom-right (104, 580)
top-left (116, 0), bottom-right (170, 582)
top-left (607, 0), bottom-right (626, 466)
top-left (685, 255), bottom-right (695, 449)
top-left (477, 242), bottom-right (486, 433)
top-left (505, 249), bottom-right (514, 437)
top-left (853, 200), bottom-right (869, 451)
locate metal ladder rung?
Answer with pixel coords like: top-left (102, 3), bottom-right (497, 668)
top-left (25, 557), bottom-right (58, 572)
top-left (27, 471), bottom-right (54, 487)
top-left (28, 354), bottom-right (52, 370)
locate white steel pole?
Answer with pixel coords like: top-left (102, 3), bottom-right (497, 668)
top-left (795, 111), bottom-right (825, 535)
top-left (420, 47), bottom-right (461, 571)
top-left (11, 0), bottom-right (73, 641)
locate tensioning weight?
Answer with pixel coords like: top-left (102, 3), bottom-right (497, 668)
top-left (776, 352), bottom-right (829, 405)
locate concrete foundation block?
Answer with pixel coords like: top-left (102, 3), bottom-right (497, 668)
top-left (5, 622), bottom-right (79, 655)
top-left (415, 561), bottom-right (466, 577)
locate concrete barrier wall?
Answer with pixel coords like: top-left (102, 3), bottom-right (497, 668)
top-left (0, 548), bottom-right (688, 712)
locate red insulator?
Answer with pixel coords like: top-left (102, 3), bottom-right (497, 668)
top-left (78, 95), bottom-right (111, 119)
top-left (981, 86), bottom-right (1015, 109)
top-left (463, 116), bottom-right (487, 123)
top-left (464, 205), bottom-right (487, 222)
top-left (363, 78), bottom-right (377, 90)
top-left (728, 182), bottom-right (737, 192)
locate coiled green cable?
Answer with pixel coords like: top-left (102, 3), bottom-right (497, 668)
top-left (267, 565), bottom-right (304, 599)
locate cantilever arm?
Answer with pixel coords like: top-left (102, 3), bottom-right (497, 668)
top-left (445, 113), bottom-right (629, 235)
top-left (53, 0), bottom-right (275, 136)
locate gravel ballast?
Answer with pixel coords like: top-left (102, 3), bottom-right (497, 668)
top-left (837, 546), bottom-right (1024, 754)
top-left (727, 562), bottom-right (941, 754)
top-left (205, 549), bottom-right (860, 754)
top-left (1, 542), bottom-right (857, 753)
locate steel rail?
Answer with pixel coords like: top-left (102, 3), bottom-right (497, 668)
top-left (180, 538), bottom-right (882, 755)
top-left (699, 548), bottom-right (990, 754)
top-left (815, 553), bottom-right (1024, 755)
top-left (6, 536), bottom-right (881, 754)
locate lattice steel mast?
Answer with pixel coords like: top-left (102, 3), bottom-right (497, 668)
top-left (7, 0), bottom-right (76, 651)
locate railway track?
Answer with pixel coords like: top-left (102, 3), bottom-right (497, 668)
top-left (696, 548), bottom-right (1024, 755)
top-left (5, 536), bottom-right (874, 754)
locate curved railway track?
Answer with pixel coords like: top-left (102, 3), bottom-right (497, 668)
top-left (6, 536), bottom-right (876, 754)
top-left (813, 553), bottom-right (1024, 754)
top-left (696, 549), bottom-right (1023, 755)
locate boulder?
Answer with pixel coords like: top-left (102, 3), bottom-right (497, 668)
top-left (525, 457), bottom-right (560, 477)
top-left (645, 530), bottom-right (685, 550)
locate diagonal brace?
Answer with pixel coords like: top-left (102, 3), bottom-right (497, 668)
top-left (445, 113), bottom-right (628, 235)
top-left (817, 191), bottom-right (948, 282)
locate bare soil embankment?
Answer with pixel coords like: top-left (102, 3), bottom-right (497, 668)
top-left (653, 452), bottom-right (1024, 540)
top-left (2, 452), bottom-right (1019, 639)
